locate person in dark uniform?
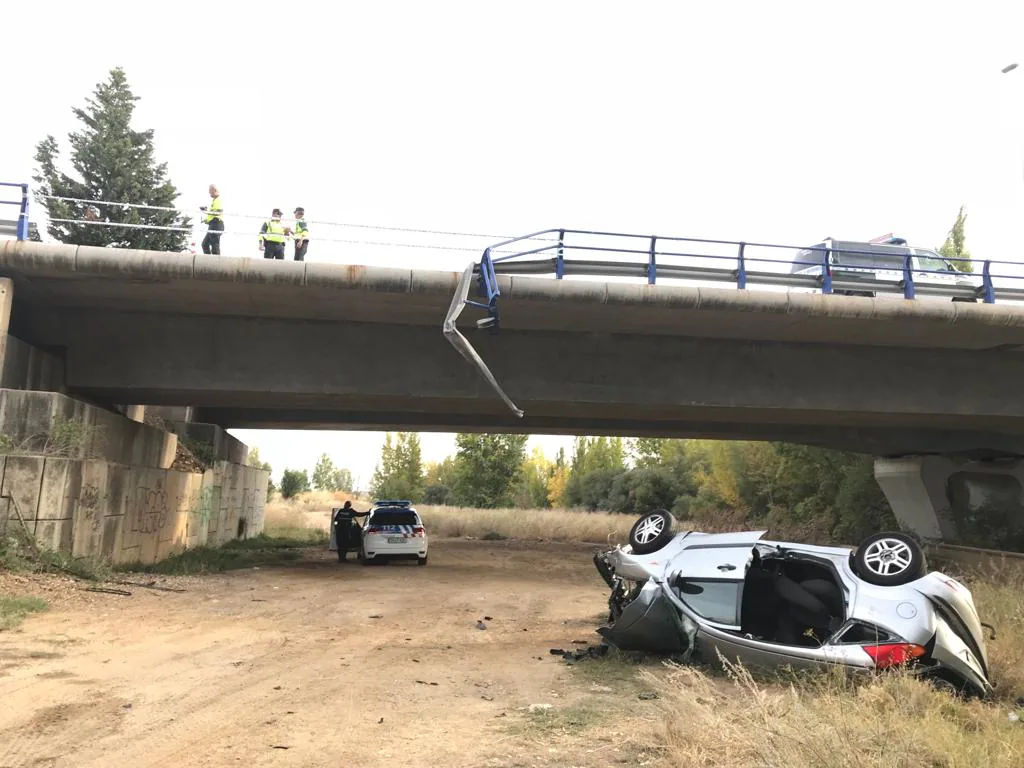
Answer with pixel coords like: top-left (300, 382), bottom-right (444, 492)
top-left (333, 501), bottom-right (368, 562)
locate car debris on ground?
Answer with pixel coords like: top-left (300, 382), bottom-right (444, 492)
top-left (549, 644), bottom-right (610, 663)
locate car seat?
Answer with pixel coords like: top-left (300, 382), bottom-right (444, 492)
top-left (774, 574), bottom-right (841, 646)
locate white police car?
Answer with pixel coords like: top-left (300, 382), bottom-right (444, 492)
top-left (359, 500), bottom-right (429, 566)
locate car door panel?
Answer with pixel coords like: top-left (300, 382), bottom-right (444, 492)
top-left (696, 624), bottom-right (853, 671)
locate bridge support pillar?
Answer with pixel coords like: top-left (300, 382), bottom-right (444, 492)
top-left (874, 456), bottom-right (1024, 546)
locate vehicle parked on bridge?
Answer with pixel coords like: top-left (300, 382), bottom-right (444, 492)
top-left (789, 236), bottom-right (982, 301)
top-left (359, 500), bottom-right (429, 566)
top-left (593, 510), bottom-right (993, 696)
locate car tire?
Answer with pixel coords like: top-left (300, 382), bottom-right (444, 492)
top-left (628, 509), bottom-right (677, 554)
top-left (417, 556), bottom-right (428, 566)
top-left (853, 532), bottom-right (927, 586)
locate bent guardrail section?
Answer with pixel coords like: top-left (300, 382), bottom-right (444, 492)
top-left (443, 263), bottom-right (523, 417)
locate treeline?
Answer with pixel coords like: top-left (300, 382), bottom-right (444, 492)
top-left (368, 433), bottom-right (898, 544)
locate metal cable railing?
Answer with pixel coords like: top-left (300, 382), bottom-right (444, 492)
top-left (467, 228), bottom-right (1024, 328)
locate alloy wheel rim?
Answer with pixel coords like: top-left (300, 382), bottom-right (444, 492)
top-left (634, 515), bottom-right (665, 544)
top-left (862, 538), bottom-right (914, 577)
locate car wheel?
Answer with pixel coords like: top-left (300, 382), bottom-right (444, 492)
top-left (853, 532), bottom-right (927, 586)
top-left (417, 556), bottom-right (428, 566)
top-left (628, 509), bottom-right (677, 554)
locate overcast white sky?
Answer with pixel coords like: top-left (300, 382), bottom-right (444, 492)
top-left (4, 1), bottom-right (1024, 484)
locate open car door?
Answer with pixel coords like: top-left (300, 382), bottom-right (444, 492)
top-left (663, 533), bottom-right (767, 629)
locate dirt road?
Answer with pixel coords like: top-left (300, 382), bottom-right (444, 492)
top-left (0, 539), bottom-right (662, 768)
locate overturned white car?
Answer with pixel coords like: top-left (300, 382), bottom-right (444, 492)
top-left (593, 510), bottom-right (993, 696)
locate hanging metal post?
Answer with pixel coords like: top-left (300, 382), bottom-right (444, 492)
top-left (736, 242), bottom-right (747, 289)
top-left (647, 236), bottom-right (657, 285)
top-left (556, 229), bottom-right (565, 279)
top-left (821, 247), bottom-right (833, 294)
top-left (983, 260), bottom-right (995, 304)
top-left (902, 253), bottom-right (916, 300)
top-left (16, 184), bottom-right (28, 241)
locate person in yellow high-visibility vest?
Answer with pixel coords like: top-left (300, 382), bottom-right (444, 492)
top-left (199, 184), bottom-right (223, 255)
top-left (293, 207), bottom-right (309, 261)
top-left (259, 208), bottom-right (291, 259)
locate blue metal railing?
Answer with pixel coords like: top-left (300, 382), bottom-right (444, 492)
top-left (0, 182), bottom-right (30, 240)
top-left (470, 228), bottom-right (1024, 327)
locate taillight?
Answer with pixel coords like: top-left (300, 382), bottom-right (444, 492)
top-left (366, 526), bottom-right (382, 534)
top-left (412, 526), bottom-right (425, 537)
top-left (862, 643), bottom-right (927, 669)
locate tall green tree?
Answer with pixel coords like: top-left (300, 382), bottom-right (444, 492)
top-left (451, 434), bottom-right (529, 508)
top-left (246, 446), bottom-right (275, 499)
top-left (423, 458), bottom-right (457, 505)
top-left (369, 433), bottom-right (424, 501)
top-left (938, 205), bottom-right (973, 273)
top-left (334, 467), bottom-right (354, 493)
top-left (631, 437), bottom-right (666, 468)
top-left (564, 436), bottom-right (626, 508)
top-left (33, 67), bottom-right (190, 250)
top-left (515, 447), bottom-right (554, 508)
top-left (312, 454), bottom-right (340, 491)
top-left (280, 469), bottom-right (310, 500)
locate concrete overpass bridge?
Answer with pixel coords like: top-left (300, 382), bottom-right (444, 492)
top-left (2, 239), bottom-right (1024, 543)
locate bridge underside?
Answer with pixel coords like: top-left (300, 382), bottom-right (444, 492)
top-left (12, 303), bottom-right (1024, 457)
top-left (3, 241), bottom-right (1024, 457)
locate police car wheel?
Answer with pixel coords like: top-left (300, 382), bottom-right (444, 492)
top-left (417, 556), bottom-right (428, 566)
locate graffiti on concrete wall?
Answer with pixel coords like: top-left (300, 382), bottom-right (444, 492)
top-left (132, 483), bottom-right (169, 535)
top-left (79, 484), bottom-right (101, 514)
top-left (63, 483), bottom-right (106, 526)
top-left (187, 485), bottom-right (216, 536)
top-left (187, 486), bottom-right (216, 525)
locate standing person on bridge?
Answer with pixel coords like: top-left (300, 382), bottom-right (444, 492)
top-left (258, 208), bottom-right (290, 259)
top-left (292, 207), bottom-right (309, 261)
top-left (199, 184), bottom-right (224, 255)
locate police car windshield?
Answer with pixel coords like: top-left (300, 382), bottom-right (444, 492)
top-left (916, 250), bottom-right (954, 273)
top-left (370, 510), bottom-right (419, 526)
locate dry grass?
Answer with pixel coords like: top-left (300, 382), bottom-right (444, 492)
top-left (264, 489), bottom-right (357, 518)
top-left (262, 493), bottom-right (639, 545)
top-left (262, 490), bottom-right (356, 540)
top-left (261, 505), bottom-right (327, 541)
top-left (652, 567), bottom-right (1024, 767)
top-left (653, 661), bottom-right (1024, 768)
top-left (961, 567), bottom-right (1024, 701)
top-left (415, 504), bottom-right (635, 544)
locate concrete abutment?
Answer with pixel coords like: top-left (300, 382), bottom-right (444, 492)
top-left (0, 389), bottom-right (267, 564)
top-left (875, 456), bottom-right (1024, 547)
